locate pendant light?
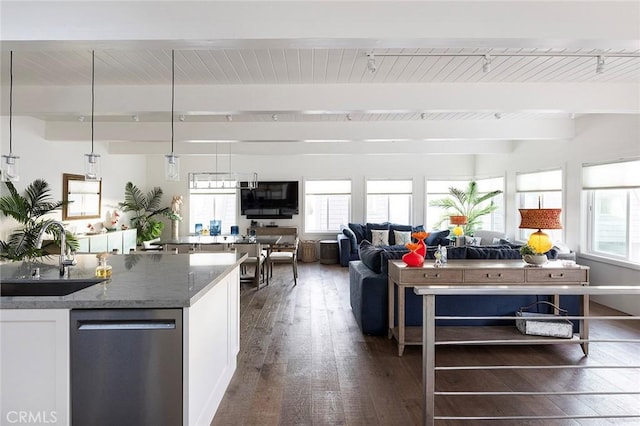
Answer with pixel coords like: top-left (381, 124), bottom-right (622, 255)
top-left (165, 49), bottom-right (179, 181)
top-left (2, 51), bottom-right (20, 182)
top-left (84, 50), bottom-right (100, 180)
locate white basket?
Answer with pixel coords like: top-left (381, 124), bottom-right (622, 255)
top-left (515, 301), bottom-right (574, 339)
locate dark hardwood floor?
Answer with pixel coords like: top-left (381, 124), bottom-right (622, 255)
top-left (212, 261), bottom-right (640, 426)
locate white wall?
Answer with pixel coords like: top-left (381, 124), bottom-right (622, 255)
top-left (476, 114), bottom-right (640, 315)
top-left (0, 117), bottom-right (147, 239)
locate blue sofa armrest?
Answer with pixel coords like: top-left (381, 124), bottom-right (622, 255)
top-left (338, 233), bottom-right (359, 266)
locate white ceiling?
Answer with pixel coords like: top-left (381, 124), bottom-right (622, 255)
top-left (1, 1), bottom-right (639, 153)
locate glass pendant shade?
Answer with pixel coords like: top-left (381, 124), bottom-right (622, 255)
top-left (165, 153), bottom-right (180, 181)
top-left (84, 153), bottom-right (100, 181)
top-left (1, 154), bottom-right (20, 182)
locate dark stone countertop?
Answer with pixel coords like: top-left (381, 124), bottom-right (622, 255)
top-left (0, 252), bottom-right (246, 309)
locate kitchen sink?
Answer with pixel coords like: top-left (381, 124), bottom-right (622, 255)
top-left (0, 278), bottom-right (105, 297)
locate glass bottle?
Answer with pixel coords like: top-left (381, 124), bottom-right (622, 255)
top-left (95, 253), bottom-right (113, 278)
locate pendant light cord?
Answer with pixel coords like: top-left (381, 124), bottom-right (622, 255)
top-left (9, 51), bottom-right (13, 155)
top-left (91, 50), bottom-right (95, 154)
top-left (171, 49), bottom-right (175, 154)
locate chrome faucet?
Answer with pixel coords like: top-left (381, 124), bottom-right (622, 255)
top-left (36, 220), bottom-right (76, 276)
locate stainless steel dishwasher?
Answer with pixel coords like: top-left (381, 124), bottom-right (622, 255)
top-left (70, 309), bottom-right (183, 425)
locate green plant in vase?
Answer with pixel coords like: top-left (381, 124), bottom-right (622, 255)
top-left (118, 182), bottom-right (170, 244)
top-left (429, 181), bottom-right (502, 235)
top-left (0, 179), bottom-right (78, 261)
top-left (519, 243), bottom-right (548, 265)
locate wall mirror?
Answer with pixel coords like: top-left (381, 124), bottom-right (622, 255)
top-left (62, 173), bottom-right (102, 220)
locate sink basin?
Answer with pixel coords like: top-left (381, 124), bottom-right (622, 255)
top-left (0, 278), bottom-right (105, 297)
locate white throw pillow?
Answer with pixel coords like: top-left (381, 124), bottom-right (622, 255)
top-left (371, 229), bottom-right (390, 246)
top-left (466, 236), bottom-right (481, 246)
top-left (393, 230), bottom-right (412, 245)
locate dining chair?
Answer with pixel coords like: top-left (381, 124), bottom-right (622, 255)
top-left (267, 237), bottom-right (299, 286)
top-left (233, 242), bottom-right (267, 289)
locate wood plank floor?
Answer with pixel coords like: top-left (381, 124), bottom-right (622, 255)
top-left (212, 262), bottom-right (640, 426)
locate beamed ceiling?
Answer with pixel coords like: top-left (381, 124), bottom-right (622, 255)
top-left (1, 1), bottom-right (639, 155)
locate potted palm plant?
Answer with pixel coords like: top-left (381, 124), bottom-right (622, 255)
top-left (118, 182), bottom-right (171, 245)
top-left (429, 181), bottom-right (503, 235)
top-left (0, 179), bottom-right (78, 261)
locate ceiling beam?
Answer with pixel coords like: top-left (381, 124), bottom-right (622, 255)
top-left (7, 83), bottom-right (639, 116)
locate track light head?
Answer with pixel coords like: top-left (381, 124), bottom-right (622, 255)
top-left (596, 55), bottom-right (605, 74)
top-left (482, 54), bottom-right (492, 73)
top-left (494, 112), bottom-right (502, 120)
top-left (132, 114), bottom-right (139, 122)
top-left (366, 53), bottom-right (377, 73)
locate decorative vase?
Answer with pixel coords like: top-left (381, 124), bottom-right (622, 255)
top-left (402, 250), bottom-right (424, 267)
top-left (402, 242), bottom-right (425, 267)
top-left (171, 219), bottom-right (179, 240)
top-left (411, 231), bottom-right (429, 258)
top-left (523, 254), bottom-right (547, 266)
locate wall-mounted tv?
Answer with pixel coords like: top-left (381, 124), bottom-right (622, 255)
top-left (240, 181), bottom-right (299, 219)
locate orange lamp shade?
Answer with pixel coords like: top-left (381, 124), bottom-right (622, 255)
top-left (449, 215), bottom-right (468, 225)
top-left (518, 208), bottom-right (562, 230)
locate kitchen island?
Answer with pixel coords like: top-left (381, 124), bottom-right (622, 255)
top-left (0, 251), bottom-right (246, 426)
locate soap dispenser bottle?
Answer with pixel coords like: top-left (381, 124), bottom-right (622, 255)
top-left (95, 252), bottom-right (113, 278)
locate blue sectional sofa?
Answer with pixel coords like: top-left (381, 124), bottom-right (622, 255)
top-left (337, 222), bottom-right (451, 267)
top-left (348, 242), bottom-right (579, 336)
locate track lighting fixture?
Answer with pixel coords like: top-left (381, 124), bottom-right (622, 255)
top-left (2, 51), bottom-right (19, 182)
top-left (84, 50), bottom-right (100, 181)
top-left (165, 50), bottom-right (179, 181)
top-left (226, 114), bottom-right (233, 122)
top-left (367, 51), bottom-right (638, 75)
top-left (596, 55), bottom-right (605, 74)
top-left (179, 114), bottom-right (185, 122)
top-left (482, 54), bottom-right (492, 73)
top-left (420, 113), bottom-right (426, 120)
top-left (132, 114), bottom-right (139, 122)
top-left (78, 115), bottom-right (85, 122)
top-left (494, 112), bottom-right (502, 120)
top-left (346, 113), bottom-right (352, 121)
top-left (366, 53), bottom-right (377, 73)
top-left (272, 114), bottom-right (278, 121)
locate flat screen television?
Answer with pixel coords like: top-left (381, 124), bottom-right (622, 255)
top-left (240, 181), bottom-right (299, 219)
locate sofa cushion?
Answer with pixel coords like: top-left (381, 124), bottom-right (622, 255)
top-left (388, 223), bottom-right (411, 245)
top-left (365, 222), bottom-right (390, 242)
top-left (348, 223), bottom-right (367, 243)
top-left (341, 226), bottom-right (358, 253)
top-left (393, 230), bottom-right (412, 245)
top-left (371, 229), bottom-right (390, 246)
top-left (425, 229), bottom-right (450, 246)
top-left (359, 240), bottom-right (383, 273)
top-left (466, 246), bottom-right (522, 259)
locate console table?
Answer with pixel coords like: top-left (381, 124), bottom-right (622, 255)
top-left (387, 259), bottom-right (590, 356)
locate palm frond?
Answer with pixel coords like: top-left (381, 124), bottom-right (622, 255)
top-left (145, 187), bottom-right (164, 212)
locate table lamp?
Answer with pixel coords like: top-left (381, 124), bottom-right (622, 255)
top-left (449, 215), bottom-right (468, 247)
top-left (518, 205), bottom-right (562, 255)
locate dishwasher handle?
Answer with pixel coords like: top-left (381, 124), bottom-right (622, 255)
top-left (77, 320), bottom-right (176, 330)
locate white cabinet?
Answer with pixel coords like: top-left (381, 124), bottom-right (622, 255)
top-left (183, 266), bottom-right (240, 426)
top-left (75, 229), bottom-right (137, 254)
top-left (0, 309), bottom-right (70, 426)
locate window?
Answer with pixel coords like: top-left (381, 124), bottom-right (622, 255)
top-left (516, 169), bottom-right (563, 243)
top-left (366, 180), bottom-right (412, 224)
top-left (425, 178), bottom-right (504, 231)
top-left (304, 180), bottom-right (351, 233)
top-left (189, 174), bottom-right (237, 234)
top-left (583, 159), bottom-right (640, 264)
